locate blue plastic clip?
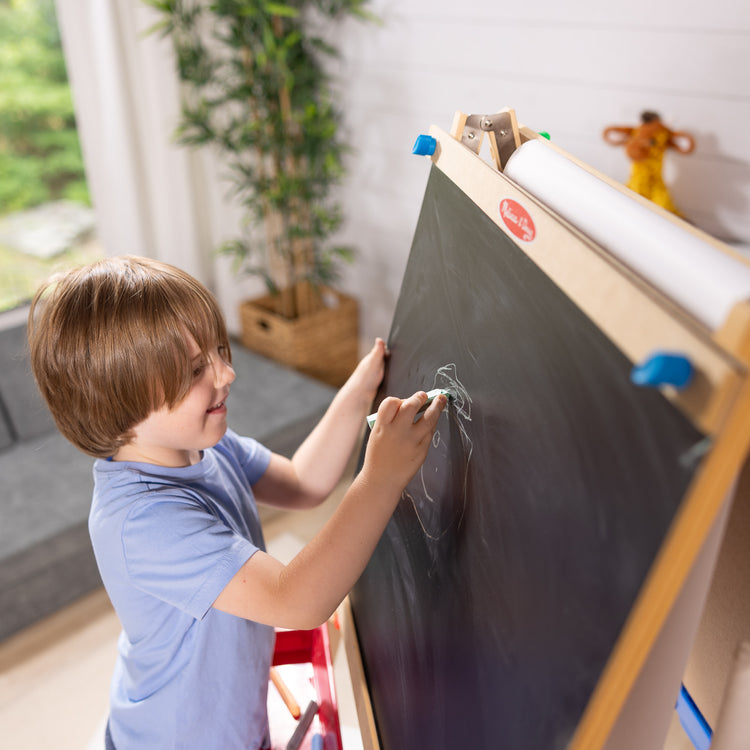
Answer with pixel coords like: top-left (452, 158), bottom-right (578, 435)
top-left (675, 684), bottom-right (712, 750)
top-left (630, 352), bottom-right (694, 390)
top-left (412, 134), bottom-right (437, 156)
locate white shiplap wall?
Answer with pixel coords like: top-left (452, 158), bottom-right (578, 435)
top-left (323, 0), bottom-right (750, 347)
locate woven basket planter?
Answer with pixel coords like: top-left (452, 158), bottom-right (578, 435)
top-left (239, 284), bottom-right (359, 388)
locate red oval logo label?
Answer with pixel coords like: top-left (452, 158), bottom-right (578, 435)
top-left (499, 198), bottom-right (536, 242)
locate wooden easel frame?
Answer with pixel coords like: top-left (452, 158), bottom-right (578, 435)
top-left (341, 110), bottom-right (750, 750)
top-left (338, 597), bottom-right (379, 750)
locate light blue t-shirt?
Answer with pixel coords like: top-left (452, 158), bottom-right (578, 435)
top-left (90, 429), bottom-right (275, 750)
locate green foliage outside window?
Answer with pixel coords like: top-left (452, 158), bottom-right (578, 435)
top-left (0, 0), bottom-right (89, 215)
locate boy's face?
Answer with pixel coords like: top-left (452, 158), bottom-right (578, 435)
top-left (113, 336), bottom-right (235, 467)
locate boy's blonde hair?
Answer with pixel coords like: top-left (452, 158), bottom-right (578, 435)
top-left (28, 256), bottom-right (231, 458)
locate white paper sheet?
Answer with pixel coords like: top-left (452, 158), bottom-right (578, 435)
top-left (504, 139), bottom-right (750, 330)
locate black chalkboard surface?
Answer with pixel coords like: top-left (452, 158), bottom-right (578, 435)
top-left (350, 166), bottom-right (705, 750)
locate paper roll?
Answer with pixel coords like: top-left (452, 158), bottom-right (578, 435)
top-left (503, 139), bottom-right (750, 330)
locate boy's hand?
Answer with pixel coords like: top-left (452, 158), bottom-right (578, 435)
top-left (344, 338), bottom-right (387, 405)
top-left (362, 390), bottom-right (447, 495)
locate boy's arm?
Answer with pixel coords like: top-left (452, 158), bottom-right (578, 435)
top-left (212, 390), bottom-right (447, 629)
top-left (251, 339), bottom-right (387, 509)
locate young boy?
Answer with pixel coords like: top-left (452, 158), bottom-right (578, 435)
top-left (28, 256), bottom-right (446, 750)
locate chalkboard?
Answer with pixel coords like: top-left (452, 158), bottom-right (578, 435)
top-left (350, 165), bottom-right (705, 750)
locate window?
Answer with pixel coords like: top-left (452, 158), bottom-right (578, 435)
top-left (0, 0), bottom-right (101, 313)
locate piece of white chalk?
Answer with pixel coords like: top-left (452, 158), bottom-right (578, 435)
top-left (366, 388), bottom-right (451, 429)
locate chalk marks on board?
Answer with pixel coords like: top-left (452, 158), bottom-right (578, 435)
top-left (679, 436), bottom-right (713, 470)
top-left (404, 363), bottom-right (474, 545)
top-left (433, 363), bottom-right (472, 427)
top-left (352, 164), bottom-right (708, 750)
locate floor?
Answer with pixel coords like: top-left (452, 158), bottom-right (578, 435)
top-left (0, 472), bottom-right (695, 750)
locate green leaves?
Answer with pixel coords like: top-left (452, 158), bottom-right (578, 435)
top-left (144, 0), bottom-right (370, 305)
top-left (0, 0), bottom-right (89, 214)
top-left (262, 3), bottom-right (299, 19)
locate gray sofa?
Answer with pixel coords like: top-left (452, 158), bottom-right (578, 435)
top-left (0, 313), bottom-right (336, 642)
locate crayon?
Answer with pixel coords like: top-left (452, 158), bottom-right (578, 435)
top-left (270, 667), bottom-right (301, 720)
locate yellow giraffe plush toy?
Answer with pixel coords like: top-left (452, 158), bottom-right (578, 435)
top-left (603, 111), bottom-right (695, 216)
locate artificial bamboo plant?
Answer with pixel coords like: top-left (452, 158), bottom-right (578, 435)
top-left (145, 0), bottom-right (372, 319)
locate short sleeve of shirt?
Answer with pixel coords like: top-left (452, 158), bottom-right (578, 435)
top-left (122, 492), bottom-right (257, 620)
top-left (220, 429), bottom-right (272, 486)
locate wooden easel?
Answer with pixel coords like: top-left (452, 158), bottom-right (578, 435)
top-left (341, 109), bottom-right (750, 750)
top-left (338, 598), bottom-right (379, 750)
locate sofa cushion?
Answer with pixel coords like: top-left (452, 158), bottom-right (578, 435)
top-left (0, 405), bottom-right (12, 451)
top-left (227, 343), bottom-right (337, 446)
top-left (0, 431), bottom-right (94, 558)
top-left (0, 316), bottom-right (55, 442)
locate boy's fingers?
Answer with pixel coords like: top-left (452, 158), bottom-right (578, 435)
top-left (376, 391), bottom-right (446, 429)
top-left (376, 392), bottom-right (426, 427)
top-left (421, 393), bottom-right (448, 428)
top-left (375, 396), bottom-right (402, 425)
top-left (401, 391), bottom-right (429, 418)
top-left (375, 337), bottom-right (390, 358)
